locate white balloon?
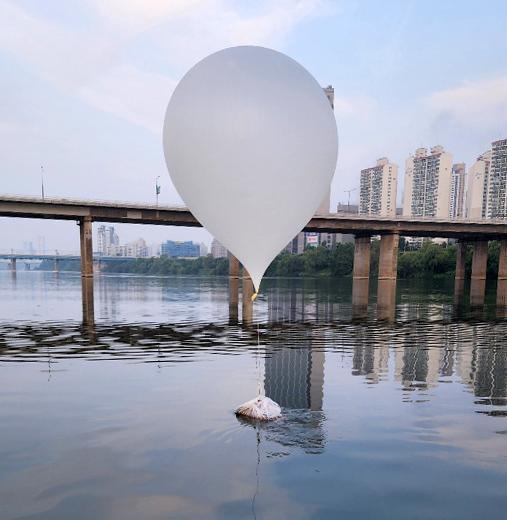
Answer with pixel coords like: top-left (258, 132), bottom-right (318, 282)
top-left (163, 46), bottom-right (338, 292)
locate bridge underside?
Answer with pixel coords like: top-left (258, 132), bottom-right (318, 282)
top-left (2, 196), bottom-right (507, 239)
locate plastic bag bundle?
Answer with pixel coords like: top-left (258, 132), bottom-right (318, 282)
top-left (235, 395), bottom-right (281, 421)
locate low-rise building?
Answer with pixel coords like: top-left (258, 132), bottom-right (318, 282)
top-left (107, 238), bottom-right (148, 257)
top-left (161, 240), bottom-right (200, 258)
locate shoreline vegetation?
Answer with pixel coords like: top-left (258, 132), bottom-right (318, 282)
top-left (37, 240), bottom-right (502, 280)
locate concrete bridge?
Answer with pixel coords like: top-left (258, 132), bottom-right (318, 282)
top-left (2, 195), bottom-right (507, 322)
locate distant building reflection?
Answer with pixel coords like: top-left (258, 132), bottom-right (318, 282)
top-left (262, 312), bottom-right (327, 453)
top-left (346, 321), bottom-right (507, 406)
top-left (264, 343), bottom-right (324, 411)
top-left (352, 326), bottom-right (389, 384)
top-left (457, 325), bottom-right (507, 405)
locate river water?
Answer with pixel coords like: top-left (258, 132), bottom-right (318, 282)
top-left (1, 271), bottom-right (506, 519)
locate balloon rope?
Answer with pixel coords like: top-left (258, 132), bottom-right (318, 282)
top-left (251, 426), bottom-right (261, 520)
top-left (256, 322), bottom-right (262, 397)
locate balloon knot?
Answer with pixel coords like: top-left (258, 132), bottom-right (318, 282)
top-left (251, 292), bottom-right (258, 302)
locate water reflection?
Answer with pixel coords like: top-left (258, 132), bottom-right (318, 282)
top-left (1, 319), bottom-right (507, 411)
top-left (2, 273), bottom-right (507, 519)
top-left (236, 409), bottom-right (326, 457)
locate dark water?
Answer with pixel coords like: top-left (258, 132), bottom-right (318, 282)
top-left (1, 271), bottom-right (506, 519)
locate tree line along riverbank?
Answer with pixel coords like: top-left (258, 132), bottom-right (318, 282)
top-left (37, 240), bottom-right (503, 280)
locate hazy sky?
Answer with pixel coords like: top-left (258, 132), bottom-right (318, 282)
top-left (1, 0), bottom-right (506, 253)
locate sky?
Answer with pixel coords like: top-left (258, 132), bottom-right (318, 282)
top-left (1, 0), bottom-right (507, 253)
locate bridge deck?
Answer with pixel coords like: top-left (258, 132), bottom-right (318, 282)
top-left (1, 195), bottom-right (507, 239)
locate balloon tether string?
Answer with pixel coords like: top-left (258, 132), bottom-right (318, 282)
top-left (256, 321), bottom-right (262, 397)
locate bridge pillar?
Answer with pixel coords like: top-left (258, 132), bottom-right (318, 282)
top-left (9, 258), bottom-right (16, 272)
top-left (79, 217), bottom-right (94, 324)
top-left (377, 233), bottom-right (399, 321)
top-left (496, 240), bottom-right (507, 308)
top-left (242, 270), bottom-right (254, 325)
top-left (470, 240), bottom-right (488, 307)
top-left (352, 235), bottom-right (371, 318)
top-left (229, 253), bottom-right (240, 323)
top-left (454, 241), bottom-right (467, 305)
top-left (53, 258), bottom-right (60, 273)
top-left (79, 217), bottom-right (93, 278)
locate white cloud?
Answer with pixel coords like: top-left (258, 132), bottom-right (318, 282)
top-left (78, 65), bottom-right (176, 133)
top-left (0, 0), bottom-right (326, 132)
top-left (138, 0), bottom-right (326, 71)
top-left (333, 94), bottom-right (379, 121)
top-left (0, 1), bottom-right (115, 89)
top-left (93, 0), bottom-right (208, 33)
top-left (229, 0), bottom-right (324, 45)
top-left (92, 0), bottom-right (324, 43)
top-left (426, 76), bottom-right (507, 128)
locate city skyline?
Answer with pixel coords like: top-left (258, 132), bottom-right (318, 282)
top-left (1, 1), bottom-right (506, 251)
top-left (4, 135), bottom-right (507, 256)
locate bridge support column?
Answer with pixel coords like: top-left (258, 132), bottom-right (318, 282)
top-left (79, 217), bottom-right (94, 325)
top-left (79, 217), bottom-right (93, 278)
top-left (229, 253), bottom-right (240, 323)
top-left (470, 240), bottom-right (488, 308)
top-left (242, 270), bottom-right (254, 325)
top-left (454, 241), bottom-right (467, 306)
top-left (496, 240), bottom-right (507, 308)
top-left (352, 235), bottom-right (371, 318)
top-left (53, 258), bottom-right (60, 273)
top-left (377, 233), bottom-right (399, 321)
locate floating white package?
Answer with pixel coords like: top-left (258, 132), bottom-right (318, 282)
top-left (235, 395), bottom-right (282, 421)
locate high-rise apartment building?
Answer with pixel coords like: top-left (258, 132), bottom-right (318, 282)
top-left (359, 157), bottom-right (398, 217)
top-left (449, 163), bottom-right (466, 219)
top-left (210, 238), bottom-right (228, 258)
top-left (286, 85), bottom-right (334, 254)
top-left (466, 151), bottom-right (491, 219)
top-left (402, 145), bottom-right (453, 218)
top-left (317, 85), bottom-right (333, 217)
top-left (97, 225), bottom-right (119, 255)
top-left (323, 85), bottom-right (334, 110)
top-left (486, 139), bottom-right (507, 219)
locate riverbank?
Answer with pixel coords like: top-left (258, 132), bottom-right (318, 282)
top-left (37, 240), bottom-right (502, 279)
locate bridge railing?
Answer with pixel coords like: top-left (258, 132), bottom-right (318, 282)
top-left (0, 194), bottom-right (187, 211)
top-left (2, 193), bottom-right (507, 226)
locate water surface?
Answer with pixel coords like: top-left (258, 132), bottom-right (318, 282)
top-left (1, 272), bottom-right (506, 519)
